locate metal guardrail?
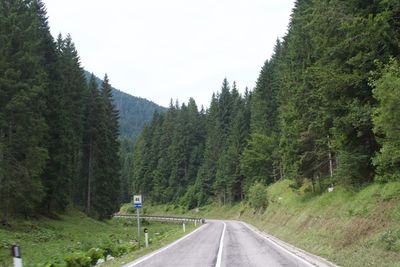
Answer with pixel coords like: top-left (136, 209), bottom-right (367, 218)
top-left (114, 214), bottom-right (205, 223)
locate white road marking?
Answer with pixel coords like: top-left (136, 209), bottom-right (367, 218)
top-left (215, 221), bottom-right (226, 267)
top-left (241, 222), bottom-right (316, 267)
top-left (123, 223), bottom-right (208, 267)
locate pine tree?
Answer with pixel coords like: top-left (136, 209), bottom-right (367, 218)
top-left (91, 74), bottom-right (121, 219)
top-left (0, 0), bottom-right (48, 218)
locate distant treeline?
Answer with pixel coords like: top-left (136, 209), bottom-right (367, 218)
top-left (0, 0), bottom-right (120, 219)
top-left (132, 0), bottom-right (400, 208)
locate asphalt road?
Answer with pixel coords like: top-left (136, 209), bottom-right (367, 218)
top-left (124, 220), bottom-right (332, 267)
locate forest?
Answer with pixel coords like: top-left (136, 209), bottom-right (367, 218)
top-left (0, 0), bottom-right (121, 219)
top-left (1, 0), bottom-right (400, 220)
top-left (82, 71), bottom-right (165, 204)
top-left (132, 0), bottom-right (400, 208)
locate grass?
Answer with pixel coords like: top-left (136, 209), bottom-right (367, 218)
top-left (0, 207), bottom-right (196, 266)
top-left (144, 180), bottom-right (400, 267)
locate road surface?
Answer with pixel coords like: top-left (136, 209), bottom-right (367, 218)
top-left (123, 220), bottom-right (335, 267)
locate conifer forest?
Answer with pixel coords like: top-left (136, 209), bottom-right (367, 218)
top-left (1, 0), bottom-right (400, 220)
top-left (131, 0), bottom-right (400, 208)
top-left (0, 0), bottom-right (121, 219)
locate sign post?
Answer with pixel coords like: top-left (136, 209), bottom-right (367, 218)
top-left (134, 195), bottom-right (142, 247)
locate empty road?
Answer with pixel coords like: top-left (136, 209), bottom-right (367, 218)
top-left (123, 220), bottom-right (335, 267)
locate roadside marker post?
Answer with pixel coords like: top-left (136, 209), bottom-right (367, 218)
top-left (183, 222), bottom-right (186, 232)
top-left (144, 228), bottom-right (149, 247)
top-left (11, 245), bottom-right (22, 267)
top-left (133, 195), bottom-right (142, 248)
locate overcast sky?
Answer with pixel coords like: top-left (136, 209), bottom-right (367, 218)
top-left (44, 0), bottom-right (295, 108)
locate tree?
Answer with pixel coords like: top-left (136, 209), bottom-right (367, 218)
top-left (91, 75), bottom-right (121, 219)
top-left (372, 59), bottom-right (400, 182)
top-left (0, 0), bottom-right (48, 219)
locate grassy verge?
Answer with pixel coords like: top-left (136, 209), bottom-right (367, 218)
top-left (0, 208), bottom-right (195, 266)
top-left (142, 180), bottom-right (400, 267)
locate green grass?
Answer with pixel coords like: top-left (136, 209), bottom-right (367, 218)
top-left (0, 208), bottom-right (194, 266)
top-left (144, 180), bottom-right (400, 267)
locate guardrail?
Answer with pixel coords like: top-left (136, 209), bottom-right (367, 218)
top-left (114, 214), bottom-right (205, 223)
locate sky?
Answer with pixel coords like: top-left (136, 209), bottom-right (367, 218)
top-left (44, 0), bottom-right (295, 108)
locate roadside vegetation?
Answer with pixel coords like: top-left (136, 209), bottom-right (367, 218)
top-left (143, 180), bottom-right (400, 267)
top-left (0, 208), bottom-right (192, 267)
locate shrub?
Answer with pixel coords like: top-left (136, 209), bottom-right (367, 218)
top-left (126, 206), bottom-right (135, 214)
top-left (248, 182), bottom-right (269, 211)
top-left (380, 230), bottom-right (400, 252)
top-left (42, 259), bottom-right (68, 267)
top-left (63, 251), bottom-right (91, 267)
top-left (86, 248), bottom-right (105, 265)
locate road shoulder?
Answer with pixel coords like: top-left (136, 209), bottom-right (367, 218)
top-left (239, 220), bottom-right (339, 267)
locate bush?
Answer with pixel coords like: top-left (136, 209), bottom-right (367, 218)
top-left (126, 206), bottom-right (136, 214)
top-left (63, 251), bottom-right (91, 267)
top-left (86, 248), bottom-right (105, 265)
top-left (380, 230), bottom-right (400, 252)
top-left (248, 182), bottom-right (269, 211)
top-left (42, 259), bottom-right (68, 267)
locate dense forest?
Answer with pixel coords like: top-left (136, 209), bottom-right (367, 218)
top-left (82, 71), bottom-right (166, 203)
top-left (0, 0), bottom-right (121, 219)
top-left (132, 0), bottom-right (400, 208)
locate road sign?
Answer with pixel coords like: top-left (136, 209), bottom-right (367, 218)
top-left (134, 195), bottom-right (142, 208)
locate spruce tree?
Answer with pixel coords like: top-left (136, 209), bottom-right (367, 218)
top-left (0, 0), bottom-right (48, 218)
top-left (91, 75), bottom-right (121, 219)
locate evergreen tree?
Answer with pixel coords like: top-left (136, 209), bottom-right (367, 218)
top-left (91, 75), bottom-right (121, 219)
top-left (372, 59), bottom-right (400, 182)
top-left (0, 0), bottom-right (48, 218)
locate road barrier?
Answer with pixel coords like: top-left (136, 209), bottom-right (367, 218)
top-left (114, 214), bottom-right (205, 224)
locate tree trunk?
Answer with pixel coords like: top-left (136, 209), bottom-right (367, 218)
top-left (85, 138), bottom-right (93, 215)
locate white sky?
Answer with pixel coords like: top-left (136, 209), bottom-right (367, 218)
top-left (44, 0), bottom-right (295, 108)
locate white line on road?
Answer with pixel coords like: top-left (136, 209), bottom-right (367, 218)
top-left (123, 223), bottom-right (208, 267)
top-left (241, 222), bottom-right (316, 267)
top-left (215, 221), bottom-right (226, 267)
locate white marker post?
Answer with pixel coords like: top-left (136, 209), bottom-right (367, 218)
top-left (183, 222), bottom-right (186, 232)
top-left (134, 195), bottom-right (142, 248)
top-left (11, 245), bottom-right (22, 267)
top-left (144, 228), bottom-right (149, 248)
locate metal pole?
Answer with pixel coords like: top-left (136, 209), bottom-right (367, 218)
top-left (137, 208), bottom-right (140, 247)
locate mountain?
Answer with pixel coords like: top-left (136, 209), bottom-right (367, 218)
top-left (84, 71), bottom-right (166, 141)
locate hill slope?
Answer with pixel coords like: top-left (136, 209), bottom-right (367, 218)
top-left (84, 71), bottom-right (166, 141)
top-left (143, 180), bottom-right (400, 267)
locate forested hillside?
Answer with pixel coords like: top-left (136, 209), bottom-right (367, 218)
top-left (83, 71), bottom-right (166, 141)
top-left (0, 0), bottom-right (120, 219)
top-left (82, 72), bottom-right (166, 203)
top-left (132, 0), bottom-right (400, 208)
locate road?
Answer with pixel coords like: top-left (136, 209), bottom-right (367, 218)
top-left (123, 220), bottom-right (335, 267)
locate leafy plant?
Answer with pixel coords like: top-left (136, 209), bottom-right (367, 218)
top-left (248, 182), bottom-right (269, 211)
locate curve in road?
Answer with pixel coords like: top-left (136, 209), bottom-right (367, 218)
top-left (123, 220), bottom-right (334, 267)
